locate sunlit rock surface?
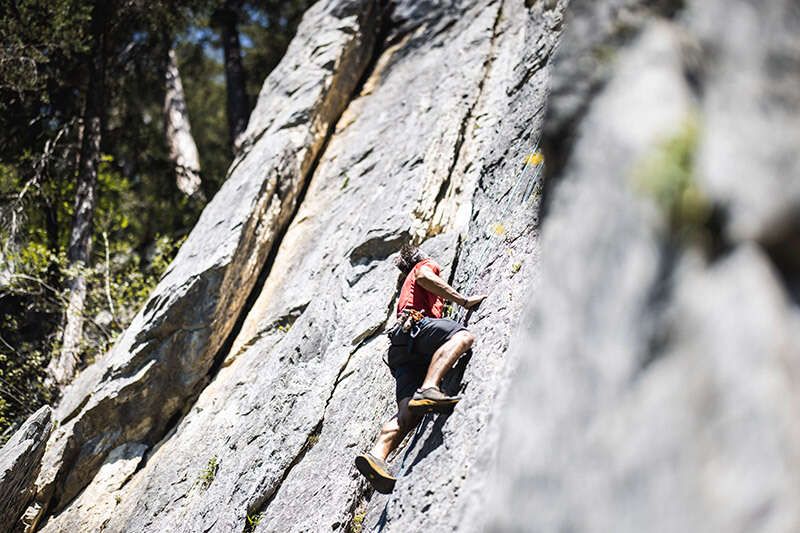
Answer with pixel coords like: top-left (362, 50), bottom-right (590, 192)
top-left (6, 0), bottom-right (799, 531)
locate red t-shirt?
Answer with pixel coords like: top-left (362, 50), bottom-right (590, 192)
top-left (396, 259), bottom-right (444, 318)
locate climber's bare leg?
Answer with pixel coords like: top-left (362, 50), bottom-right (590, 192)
top-left (420, 331), bottom-right (475, 391)
top-left (369, 397), bottom-right (422, 461)
top-left (368, 332), bottom-right (475, 459)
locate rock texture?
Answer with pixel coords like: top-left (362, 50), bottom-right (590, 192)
top-left (35, 0), bottom-right (560, 530)
top-left (40, 443), bottom-right (147, 533)
top-left (486, 0), bottom-right (800, 532)
top-left (7, 0), bottom-right (799, 532)
top-left (30, 0), bottom-right (378, 524)
top-left (362, 1), bottom-right (566, 531)
top-left (0, 406), bottom-right (51, 530)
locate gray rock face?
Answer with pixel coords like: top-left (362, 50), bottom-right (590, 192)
top-left (0, 406), bottom-right (51, 530)
top-left (29, 0), bottom-right (565, 530)
top-left (693, 0), bottom-right (800, 243)
top-left (40, 443), bottom-right (147, 533)
top-left (9, 0), bottom-right (799, 531)
top-left (362, 1), bottom-right (569, 531)
top-left (37, 0), bottom-right (563, 530)
top-left (487, 0), bottom-right (800, 531)
top-left (31, 0), bottom-right (378, 521)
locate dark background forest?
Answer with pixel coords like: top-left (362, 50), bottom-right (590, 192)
top-left (0, 0), bottom-right (314, 439)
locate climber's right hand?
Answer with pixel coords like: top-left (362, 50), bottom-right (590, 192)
top-left (462, 294), bottom-right (487, 309)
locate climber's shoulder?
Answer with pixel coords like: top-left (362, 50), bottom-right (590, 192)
top-left (414, 258), bottom-right (441, 279)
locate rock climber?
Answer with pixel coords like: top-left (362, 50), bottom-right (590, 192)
top-left (355, 243), bottom-right (487, 493)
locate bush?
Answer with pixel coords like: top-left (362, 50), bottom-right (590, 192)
top-left (0, 229), bottom-right (183, 440)
top-left (634, 116), bottom-right (711, 241)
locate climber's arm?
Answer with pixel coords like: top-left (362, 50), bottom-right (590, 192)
top-left (416, 266), bottom-right (486, 309)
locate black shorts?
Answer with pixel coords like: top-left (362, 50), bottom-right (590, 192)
top-left (386, 318), bottom-right (467, 403)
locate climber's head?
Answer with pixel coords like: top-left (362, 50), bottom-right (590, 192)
top-left (394, 243), bottom-right (428, 275)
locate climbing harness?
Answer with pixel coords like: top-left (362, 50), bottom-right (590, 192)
top-left (399, 309), bottom-right (425, 334)
top-left (383, 308), bottom-right (427, 367)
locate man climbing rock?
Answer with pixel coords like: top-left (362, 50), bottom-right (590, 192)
top-left (355, 244), bottom-right (486, 493)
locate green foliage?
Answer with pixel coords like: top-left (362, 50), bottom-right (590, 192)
top-left (179, 0), bottom-right (314, 191)
top-left (0, 197), bottom-right (182, 436)
top-left (80, 232), bottom-right (184, 364)
top-left (635, 117), bottom-right (711, 241)
top-left (244, 512), bottom-right (262, 532)
top-left (441, 302), bottom-right (455, 319)
top-left (0, 0), bottom-right (92, 95)
top-left (0, 348), bottom-right (54, 444)
top-left (0, 242), bottom-right (62, 442)
top-left (197, 455), bottom-right (219, 489)
top-left (511, 262), bottom-right (522, 274)
top-left (179, 37), bottom-right (231, 191)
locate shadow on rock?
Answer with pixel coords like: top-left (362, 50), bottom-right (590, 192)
top-left (399, 350), bottom-right (473, 475)
top-left (373, 348), bottom-right (475, 530)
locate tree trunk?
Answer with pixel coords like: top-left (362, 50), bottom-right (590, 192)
top-left (48, 12), bottom-right (106, 386)
top-left (215, 0), bottom-right (249, 150)
top-left (164, 47), bottom-right (203, 197)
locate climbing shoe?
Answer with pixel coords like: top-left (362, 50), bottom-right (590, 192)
top-left (355, 453), bottom-right (396, 494)
top-left (408, 387), bottom-right (460, 414)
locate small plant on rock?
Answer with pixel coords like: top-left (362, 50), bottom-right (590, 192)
top-left (244, 512), bottom-right (262, 532)
top-left (197, 455), bottom-right (219, 489)
top-left (442, 302), bottom-right (455, 318)
top-left (350, 511), bottom-right (366, 533)
top-left (634, 116), bottom-right (711, 243)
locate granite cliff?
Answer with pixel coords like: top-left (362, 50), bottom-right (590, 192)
top-left (2, 0), bottom-right (798, 531)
